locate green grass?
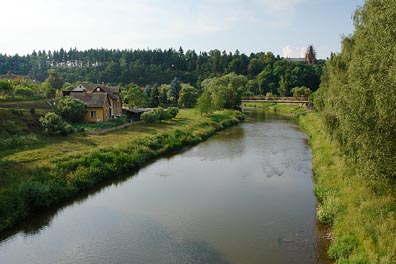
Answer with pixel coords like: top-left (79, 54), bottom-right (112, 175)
top-left (300, 113), bottom-right (396, 264)
top-left (0, 108), bottom-right (242, 232)
top-left (242, 101), bottom-right (308, 115)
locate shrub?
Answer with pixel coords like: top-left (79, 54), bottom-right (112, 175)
top-left (39, 112), bottom-right (72, 135)
top-left (56, 96), bottom-right (86, 123)
top-left (141, 111), bottom-right (156, 123)
top-left (317, 196), bottom-right (342, 226)
top-left (166, 107), bottom-right (179, 118)
top-left (14, 87), bottom-right (34, 97)
top-left (18, 181), bottom-right (51, 210)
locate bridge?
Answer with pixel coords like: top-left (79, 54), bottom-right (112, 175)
top-left (242, 97), bottom-right (312, 108)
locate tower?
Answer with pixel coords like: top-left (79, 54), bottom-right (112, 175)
top-left (305, 45), bottom-right (317, 65)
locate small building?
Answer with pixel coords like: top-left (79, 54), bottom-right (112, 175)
top-left (63, 83), bottom-right (122, 122)
top-left (122, 107), bottom-right (151, 121)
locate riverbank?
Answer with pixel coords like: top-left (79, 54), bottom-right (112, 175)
top-left (0, 109), bottom-right (244, 233)
top-left (242, 101), bottom-right (308, 115)
top-left (299, 113), bottom-right (396, 263)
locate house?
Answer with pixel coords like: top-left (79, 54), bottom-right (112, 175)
top-left (63, 83), bottom-right (122, 122)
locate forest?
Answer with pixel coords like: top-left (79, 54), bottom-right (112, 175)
top-left (0, 47), bottom-right (324, 97)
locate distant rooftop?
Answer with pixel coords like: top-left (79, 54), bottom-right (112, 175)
top-left (286, 58), bottom-right (305, 62)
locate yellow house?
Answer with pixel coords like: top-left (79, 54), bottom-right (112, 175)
top-left (63, 83), bottom-right (123, 122)
top-left (70, 92), bottom-right (111, 122)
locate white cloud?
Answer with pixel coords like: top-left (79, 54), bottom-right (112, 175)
top-left (1, 0), bottom-right (306, 54)
top-left (282, 45), bottom-right (306, 58)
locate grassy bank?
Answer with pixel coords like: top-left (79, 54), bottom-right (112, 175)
top-left (0, 109), bottom-right (243, 233)
top-left (300, 113), bottom-right (396, 263)
top-left (242, 101), bottom-right (308, 115)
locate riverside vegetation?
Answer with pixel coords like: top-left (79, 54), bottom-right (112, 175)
top-left (301, 1), bottom-right (396, 263)
top-left (0, 109), bottom-right (244, 232)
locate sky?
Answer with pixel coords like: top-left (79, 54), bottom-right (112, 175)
top-left (0, 0), bottom-right (365, 58)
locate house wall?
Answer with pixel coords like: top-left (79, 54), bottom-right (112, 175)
top-left (85, 108), bottom-right (105, 122)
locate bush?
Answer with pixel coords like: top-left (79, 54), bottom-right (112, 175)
top-left (39, 112), bottom-right (72, 135)
top-left (141, 111), bottom-right (157, 123)
top-left (141, 107), bottom-right (179, 123)
top-left (167, 107), bottom-right (179, 118)
top-left (18, 181), bottom-right (51, 210)
top-left (317, 197), bottom-right (342, 226)
top-left (56, 96), bottom-right (86, 123)
top-left (14, 86), bottom-right (34, 97)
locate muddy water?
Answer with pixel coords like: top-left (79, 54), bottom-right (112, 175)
top-left (0, 109), bottom-right (327, 264)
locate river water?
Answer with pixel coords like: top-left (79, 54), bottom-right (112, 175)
top-left (0, 108), bottom-right (327, 264)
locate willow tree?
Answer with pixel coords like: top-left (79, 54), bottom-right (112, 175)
top-left (315, 0), bottom-right (396, 180)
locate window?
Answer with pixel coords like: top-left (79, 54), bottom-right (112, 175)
top-left (90, 111), bottom-right (96, 118)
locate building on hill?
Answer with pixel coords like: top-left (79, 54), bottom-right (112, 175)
top-left (63, 83), bottom-right (122, 122)
top-left (304, 45), bottom-right (317, 65)
top-left (286, 58), bottom-right (306, 63)
top-left (285, 45), bottom-right (317, 65)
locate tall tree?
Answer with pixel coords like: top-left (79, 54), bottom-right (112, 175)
top-left (126, 83), bottom-right (148, 108)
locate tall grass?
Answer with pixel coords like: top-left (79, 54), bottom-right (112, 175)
top-left (300, 113), bottom-right (396, 264)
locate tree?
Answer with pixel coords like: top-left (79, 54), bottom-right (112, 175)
top-left (314, 0), bottom-right (396, 179)
top-left (56, 96), bottom-right (87, 123)
top-left (169, 77), bottom-right (182, 105)
top-left (277, 76), bottom-right (287, 96)
top-left (201, 73), bottom-right (248, 109)
top-left (178, 83), bottom-right (199, 108)
top-left (126, 83), bottom-right (148, 108)
top-left (149, 85), bottom-right (160, 107)
top-left (196, 91), bottom-right (214, 115)
top-left (43, 69), bottom-right (65, 90)
top-left (291, 86), bottom-right (310, 97)
top-left (39, 112), bottom-right (72, 135)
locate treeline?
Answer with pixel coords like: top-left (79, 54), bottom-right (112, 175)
top-left (314, 0), bottom-right (396, 180)
top-left (313, 1), bottom-right (396, 262)
top-left (0, 47), bottom-right (324, 96)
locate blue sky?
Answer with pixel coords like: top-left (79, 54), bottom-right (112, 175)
top-left (1, 0), bottom-right (364, 58)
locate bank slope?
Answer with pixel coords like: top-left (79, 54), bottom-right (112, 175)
top-left (300, 113), bottom-right (396, 264)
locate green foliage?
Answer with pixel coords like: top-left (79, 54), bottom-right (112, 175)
top-left (0, 80), bottom-right (14, 96)
top-left (141, 111), bottom-right (157, 123)
top-left (291, 86), bottom-right (311, 97)
top-left (169, 77), bottom-right (182, 105)
top-left (328, 235), bottom-right (358, 261)
top-left (317, 197), bottom-right (342, 226)
top-left (14, 86), bottom-right (34, 97)
top-left (56, 96), bottom-right (86, 123)
top-left (141, 107), bottom-right (179, 123)
top-left (178, 83), bottom-right (199, 108)
top-left (196, 91), bottom-right (214, 115)
top-left (201, 73), bottom-right (248, 109)
top-left (300, 113), bottom-right (396, 263)
top-left (315, 0), bottom-right (396, 180)
top-left (126, 83), bottom-right (148, 108)
top-left (43, 69), bottom-right (65, 90)
top-left (18, 181), bottom-right (51, 210)
top-left (39, 112), bottom-right (72, 135)
top-left (149, 85), bottom-right (160, 107)
top-left (166, 107), bottom-right (179, 118)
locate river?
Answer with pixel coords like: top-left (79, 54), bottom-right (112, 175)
top-left (0, 108), bottom-right (328, 264)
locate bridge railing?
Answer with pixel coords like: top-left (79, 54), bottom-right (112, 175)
top-left (242, 96), bottom-right (309, 101)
